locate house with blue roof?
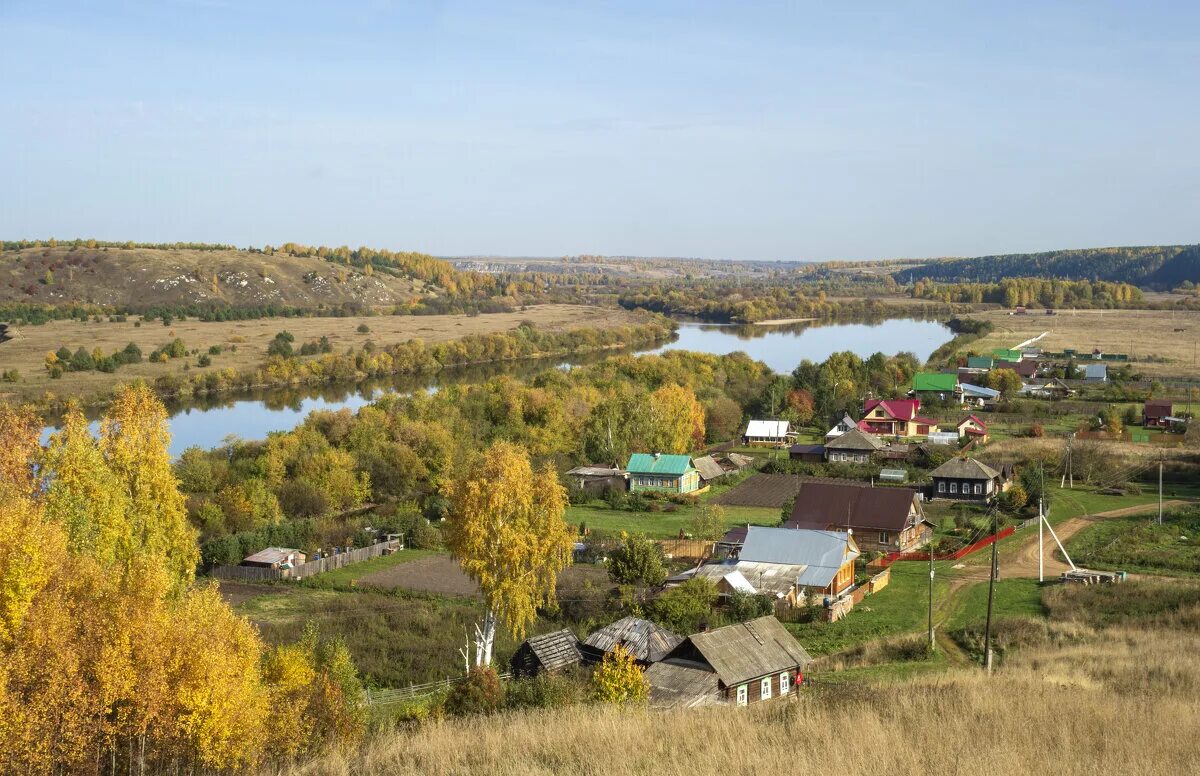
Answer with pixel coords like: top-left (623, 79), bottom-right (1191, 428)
top-left (625, 453), bottom-right (701, 494)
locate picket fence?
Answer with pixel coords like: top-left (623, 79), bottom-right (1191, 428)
top-left (209, 539), bottom-right (399, 582)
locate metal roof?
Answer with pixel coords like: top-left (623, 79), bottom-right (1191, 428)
top-left (566, 466), bottom-right (625, 477)
top-left (242, 547), bottom-right (300, 565)
top-left (745, 420), bottom-right (790, 438)
top-left (685, 616), bottom-right (813, 687)
top-left (959, 382), bottom-right (1000, 398)
top-left (912, 372), bottom-right (958, 392)
top-left (1084, 363), bottom-right (1107, 380)
top-left (738, 527), bottom-right (858, 589)
top-left (931, 457), bottom-right (1001, 481)
top-left (786, 481), bottom-right (921, 532)
top-left (824, 428), bottom-right (884, 451)
top-left (625, 453), bottom-right (695, 476)
top-left (583, 616), bottom-right (683, 663)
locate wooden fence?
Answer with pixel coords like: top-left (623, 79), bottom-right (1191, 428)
top-left (365, 672), bottom-right (513, 706)
top-left (209, 539), bottom-right (399, 582)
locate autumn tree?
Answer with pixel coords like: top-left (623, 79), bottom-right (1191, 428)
top-left (648, 383), bottom-right (706, 453)
top-left (986, 368), bottom-right (1022, 398)
top-left (689, 503), bottom-right (727, 542)
top-left (442, 441), bottom-right (573, 666)
top-left (591, 644), bottom-right (649, 705)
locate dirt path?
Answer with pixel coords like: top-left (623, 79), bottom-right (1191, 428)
top-left (1006, 500), bottom-right (1192, 579)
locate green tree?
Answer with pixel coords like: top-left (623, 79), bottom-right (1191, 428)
top-left (607, 532), bottom-right (667, 587)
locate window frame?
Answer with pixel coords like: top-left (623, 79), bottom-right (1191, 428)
top-left (736, 684), bottom-right (748, 706)
top-left (938, 481), bottom-right (946, 493)
top-left (779, 671), bottom-right (791, 695)
top-left (760, 676), bottom-right (772, 701)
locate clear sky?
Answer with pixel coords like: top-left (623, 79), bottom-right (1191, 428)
top-left (2, 1), bottom-right (1197, 261)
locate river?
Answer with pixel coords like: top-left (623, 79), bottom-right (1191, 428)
top-left (44, 317), bottom-right (951, 456)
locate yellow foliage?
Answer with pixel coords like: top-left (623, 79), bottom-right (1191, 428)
top-left (442, 441), bottom-right (573, 641)
top-left (591, 644), bottom-right (649, 705)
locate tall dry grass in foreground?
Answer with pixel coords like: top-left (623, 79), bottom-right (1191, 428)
top-left (284, 621), bottom-right (1200, 776)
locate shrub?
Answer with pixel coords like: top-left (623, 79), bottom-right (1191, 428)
top-left (1028, 424), bottom-right (1045, 438)
top-left (357, 323), bottom-right (371, 333)
top-left (444, 667), bottom-right (504, 716)
top-left (591, 645), bottom-right (648, 705)
top-left (607, 533), bottom-right (667, 586)
top-left (505, 671), bottom-right (588, 710)
top-left (648, 578), bottom-right (717, 633)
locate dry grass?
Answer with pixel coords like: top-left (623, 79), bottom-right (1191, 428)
top-left (283, 587), bottom-right (1200, 776)
top-left (0, 304), bottom-right (646, 402)
top-left (973, 308), bottom-right (1200, 378)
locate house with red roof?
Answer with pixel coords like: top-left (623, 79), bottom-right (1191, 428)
top-left (859, 399), bottom-right (939, 439)
top-left (956, 415), bottom-right (989, 443)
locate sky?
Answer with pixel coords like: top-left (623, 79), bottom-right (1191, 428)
top-left (1, 1), bottom-right (1198, 261)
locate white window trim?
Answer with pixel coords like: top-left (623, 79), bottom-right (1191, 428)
top-left (950, 482), bottom-right (958, 493)
top-left (780, 672), bottom-right (791, 694)
top-left (938, 481), bottom-right (946, 492)
top-left (760, 677), bottom-right (772, 700)
top-left (736, 684), bottom-right (747, 706)
top-left (974, 483), bottom-right (983, 494)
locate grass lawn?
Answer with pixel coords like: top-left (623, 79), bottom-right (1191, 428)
top-left (565, 502), bottom-right (781, 538)
top-left (785, 564), bottom-right (949, 656)
top-left (1065, 507), bottom-right (1200, 577)
top-left (299, 548), bottom-right (439, 588)
top-left (943, 578), bottom-right (1045, 630)
top-left (1048, 482), bottom-right (1200, 523)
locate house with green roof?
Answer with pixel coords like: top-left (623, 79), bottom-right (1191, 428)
top-left (911, 372), bottom-right (958, 395)
top-left (991, 348), bottom-right (1022, 363)
top-left (966, 355), bottom-right (994, 370)
top-left (625, 453), bottom-right (701, 494)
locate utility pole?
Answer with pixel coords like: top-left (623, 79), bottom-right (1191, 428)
top-left (983, 510), bottom-right (998, 674)
top-left (928, 545), bottom-right (935, 651)
top-left (1038, 497), bottom-right (1044, 583)
top-left (1159, 460), bottom-right (1164, 526)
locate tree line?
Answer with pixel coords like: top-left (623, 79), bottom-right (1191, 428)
top-left (909, 277), bottom-right (1143, 308)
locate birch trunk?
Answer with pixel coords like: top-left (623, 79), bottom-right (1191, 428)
top-left (474, 609), bottom-right (497, 667)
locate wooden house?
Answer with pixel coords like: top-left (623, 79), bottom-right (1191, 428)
top-left (645, 616), bottom-right (812, 708)
top-left (581, 616), bottom-right (683, 666)
top-left (785, 480), bottom-right (933, 553)
top-left (510, 629), bottom-right (583, 677)
top-left (1143, 400), bottom-right (1174, 429)
top-left (241, 547), bottom-right (305, 569)
top-left (787, 443), bottom-right (826, 463)
top-left (625, 453), bottom-right (701, 495)
top-left (742, 420), bottom-right (791, 447)
top-left (859, 399), bottom-right (938, 438)
top-left (691, 527), bottom-right (859, 604)
top-left (930, 457), bottom-right (1003, 501)
top-left (956, 415), bottom-right (989, 442)
top-left (823, 428), bottom-right (884, 464)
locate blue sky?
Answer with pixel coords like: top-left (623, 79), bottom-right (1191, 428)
top-left (2, 1), bottom-right (1197, 260)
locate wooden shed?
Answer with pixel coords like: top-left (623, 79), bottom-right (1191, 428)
top-left (581, 616), bottom-right (683, 665)
top-left (510, 628), bottom-right (583, 677)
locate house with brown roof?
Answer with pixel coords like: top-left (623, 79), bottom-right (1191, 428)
top-left (510, 629), bottom-right (583, 677)
top-left (1143, 400), bottom-right (1174, 429)
top-left (930, 457), bottom-right (1003, 501)
top-left (785, 480), bottom-right (933, 553)
top-left (824, 428), bottom-right (884, 464)
top-left (581, 616), bottom-right (683, 666)
top-left (859, 399), bottom-right (939, 439)
top-left (645, 616), bottom-right (812, 709)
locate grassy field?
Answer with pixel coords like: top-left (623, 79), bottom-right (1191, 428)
top-left (298, 548), bottom-right (441, 588)
top-left (0, 304), bottom-right (647, 402)
top-left (1065, 506), bottom-right (1200, 577)
top-left (566, 502), bottom-right (781, 538)
top-left (972, 307), bottom-right (1200, 379)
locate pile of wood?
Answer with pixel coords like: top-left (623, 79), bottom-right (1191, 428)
top-left (1061, 568), bottom-right (1126, 585)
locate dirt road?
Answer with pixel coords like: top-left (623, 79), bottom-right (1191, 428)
top-left (1006, 500), bottom-right (1192, 579)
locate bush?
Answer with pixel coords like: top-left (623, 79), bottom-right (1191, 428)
top-left (1027, 424), bottom-right (1045, 438)
top-left (409, 520), bottom-right (443, 550)
top-left (357, 323), bottom-right (371, 333)
top-left (505, 671), bottom-right (588, 710)
top-left (648, 578), bottom-right (717, 633)
top-left (607, 533), bottom-right (667, 586)
top-left (443, 667), bottom-right (504, 716)
top-left (277, 479), bottom-right (331, 518)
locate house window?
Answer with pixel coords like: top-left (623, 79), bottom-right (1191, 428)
top-left (760, 677), bottom-right (772, 700)
top-left (879, 531), bottom-right (890, 545)
top-left (736, 684), bottom-right (747, 706)
top-left (974, 483), bottom-right (983, 495)
top-left (780, 672), bottom-right (791, 694)
top-left (938, 481), bottom-right (945, 493)
top-left (950, 482), bottom-right (958, 494)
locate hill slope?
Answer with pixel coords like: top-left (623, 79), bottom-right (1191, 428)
top-left (0, 245), bottom-right (449, 311)
top-left (891, 244), bottom-right (1200, 288)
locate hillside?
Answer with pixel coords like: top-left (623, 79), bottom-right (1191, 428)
top-left (0, 245), bottom-right (456, 312)
top-left (891, 244), bottom-right (1200, 288)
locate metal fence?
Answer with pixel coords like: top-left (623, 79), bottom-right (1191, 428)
top-left (209, 539), bottom-right (399, 582)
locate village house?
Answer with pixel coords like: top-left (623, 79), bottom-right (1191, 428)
top-left (823, 427), bottom-right (884, 464)
top-left (564, 465), bottom-right (628, 495)
top-left (930, 457), bottom-right (1003, 501)
top-left (859, 399), bottom-right (939, 438)
top-left (510, 629), bottom-right (583, 677)
top-left (1084, 363), bottom-right (1108, 382)
top-left (644, 616), bottom-right (812, 709)
top-left (959, 382), bottom-right (1000, 407)
top-left (241, 547), bottom-right (305, 569)
top-left (1019, 377), bottom-right (1074, 400)
top-left (787, 443), bottom-right (826, 463)
top-left (785, 480), bottom-right (933, 553)
top-left (625, 453), bottom-right (702, 495)
top-left (956, 415), bottom-right (989, 443)
top-left (1010, 359), bottom-right (1040, 379)
top-left (824, 412), bottom-right (858, 441)
top-left (742, 420), bottom-right (792, 446)
top-left (581, 616), bottom-right (683, 666)
top-left (1143, 400), bottom-right (1174, 429)
top-left (692, 453), bottom-right (755, 484)
top-left (992, 348), bottom-right (1023, 363)
top-left (966, 355), bottom-right (994, 371)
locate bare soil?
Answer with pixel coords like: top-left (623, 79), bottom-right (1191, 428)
top-left (216, 580), bottom-right (285, 608)
top-left (711, 474), bottom-right (803, 508)
top-left (356, 555), bottom-right (609, 598)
